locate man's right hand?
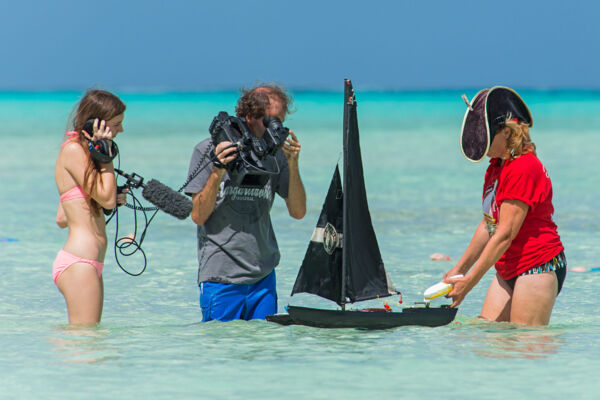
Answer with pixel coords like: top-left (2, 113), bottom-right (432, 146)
top-left (214, 141), bottom-right (238, 170)
top-left (192, 141), bottom-right (238, 225)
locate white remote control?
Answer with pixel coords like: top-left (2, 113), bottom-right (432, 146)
top-left (424, 274), bottom-right (463, 300)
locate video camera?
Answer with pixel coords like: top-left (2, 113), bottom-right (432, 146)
top-left (208, 112), bottom-right (289, 188)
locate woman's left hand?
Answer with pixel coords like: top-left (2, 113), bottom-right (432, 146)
top-left (82, 119), bottom-right (115, 142)
top-left (117, 188), bottom-right (129, 206)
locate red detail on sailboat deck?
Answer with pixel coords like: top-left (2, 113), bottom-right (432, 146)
top-left (398, 292), bottom-right (403, 304)
top-left (362, 308), bottom-right (392, 313)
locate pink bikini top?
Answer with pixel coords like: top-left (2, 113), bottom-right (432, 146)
top-left (60, 185), bottom-right (89, 202)
top-left (59, 131), bottom-right (90, 202)
top-left (63, 131), bottom-right (79, 145)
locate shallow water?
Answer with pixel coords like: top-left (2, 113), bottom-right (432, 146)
top-left (1, 90), bottom-right (599, 399)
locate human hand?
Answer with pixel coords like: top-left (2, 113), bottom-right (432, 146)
top-left (214, 141), bottom-right (238, 169)
top-left (443, 265), bottom-right (466, 281)
top-left (282, 130), bottom-right (301, 163)
top-left (82, 119), bottom-right (115, 142)
top-left (445, 274), bottom-right (474, 308)
top-left (117, 187), bottom-right (129, 206)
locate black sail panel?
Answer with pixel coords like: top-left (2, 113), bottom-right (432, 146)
top-left (342, 79), bottom-right (397, 303)
top-left (291, 166), bottom-right (344, 305)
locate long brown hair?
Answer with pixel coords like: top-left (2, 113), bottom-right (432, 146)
top-left (70, 89), bottom-right (126, 213)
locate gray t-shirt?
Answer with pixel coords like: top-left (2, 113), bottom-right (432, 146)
top-left (185, 138), bottom-right (290, 285)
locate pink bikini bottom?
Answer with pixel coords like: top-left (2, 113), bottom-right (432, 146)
top-left (52, 249), bottom-right (104, 285)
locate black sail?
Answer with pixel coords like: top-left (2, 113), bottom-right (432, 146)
top-left (290, 79), bottom-right (396, 307)
top-left (291, 166), bottom-right (344, 305)
top-left (342, 79), bottom-right (397, 303)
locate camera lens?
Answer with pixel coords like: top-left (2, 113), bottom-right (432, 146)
top-left (261, 117), bottom-right (289, 156)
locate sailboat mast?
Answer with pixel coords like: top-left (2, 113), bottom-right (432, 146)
top-left (341, 79), bottom-right (353, 311)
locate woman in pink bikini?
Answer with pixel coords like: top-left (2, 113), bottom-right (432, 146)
top-left (54, 89), bottom-right (126, 325)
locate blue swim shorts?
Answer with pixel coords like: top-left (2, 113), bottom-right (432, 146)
top-left (199, 269), bottom-right (277, 322)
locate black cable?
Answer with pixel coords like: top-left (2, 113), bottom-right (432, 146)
top-left (112, 187), bottom-right (151, 276)
top-left (177, 143), bottom-right (236, 192)
top-left (119, 143), bottom-right (231, 213)
top-left (106, 143), bottom-right (230, 275)
top-left (101, 146), bottom-right (150, 275)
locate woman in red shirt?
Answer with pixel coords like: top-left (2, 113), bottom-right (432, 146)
top-left (443, 87), bottom-right (565, 326)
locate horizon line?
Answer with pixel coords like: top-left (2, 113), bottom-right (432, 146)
top-left (2, 84), bottom-right (600, 95)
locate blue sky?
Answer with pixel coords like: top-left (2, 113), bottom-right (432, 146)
top-left (1, 0), bottom-right (599, 91)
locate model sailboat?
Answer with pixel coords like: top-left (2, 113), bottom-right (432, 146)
top-left (267, 79), bottom-right (457, 329)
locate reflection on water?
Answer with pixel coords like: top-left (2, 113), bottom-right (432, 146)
top-left (457, 320), bottom-right (564, 359)
top-left (49, 324), bottom-right (120, 364)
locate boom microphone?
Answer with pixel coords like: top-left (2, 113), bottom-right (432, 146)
top-left (115, 169), bottom-right (193, 220)
top-left (142, 179), bottom-right (192, 220)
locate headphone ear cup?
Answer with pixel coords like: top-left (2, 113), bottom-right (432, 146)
top-left (88, 139), bottom-right (119, 163)
top-left (83, 119), bottom-right (95, 136)
top-left (96, 139), bottom-right (110, 154)
top-left (110, 140), bottom-right (118, 157)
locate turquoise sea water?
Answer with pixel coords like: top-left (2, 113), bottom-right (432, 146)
top-left (1, 89), bottom-right (599, 399)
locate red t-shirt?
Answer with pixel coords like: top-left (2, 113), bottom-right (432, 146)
top-left (482, 153), bottom-right (563, 280)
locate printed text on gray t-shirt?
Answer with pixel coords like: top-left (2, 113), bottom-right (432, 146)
top-left (184, 138), bottom-right (289, 285)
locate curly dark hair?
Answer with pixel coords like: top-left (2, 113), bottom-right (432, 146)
top-left (235, 83), bottom-right (294, 119)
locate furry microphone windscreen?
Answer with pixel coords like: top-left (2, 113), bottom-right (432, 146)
top-left (142, 179), bottom-right (193, 220)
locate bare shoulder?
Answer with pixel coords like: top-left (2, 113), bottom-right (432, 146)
top-left (59, 140), bottom-right (88, 165)
top-left (57, 141), bottom-right (90, 185)
top-left (60, 140), bottom-right (85, 155)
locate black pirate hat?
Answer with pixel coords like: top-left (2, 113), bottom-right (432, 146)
top-left (460, 86), bottom-right (533, 162)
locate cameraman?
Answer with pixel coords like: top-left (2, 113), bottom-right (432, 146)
top-left (185, 84), bottom-right (306, 322)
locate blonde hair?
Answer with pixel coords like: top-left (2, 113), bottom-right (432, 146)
top-left (504, 115), bottom-right (535, 159)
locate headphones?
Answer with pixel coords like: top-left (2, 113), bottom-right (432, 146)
top-left (83, 118), bottom-right (119, 163)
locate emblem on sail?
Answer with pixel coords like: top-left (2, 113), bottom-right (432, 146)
top-left (310, 222), bottom-right (343, 255)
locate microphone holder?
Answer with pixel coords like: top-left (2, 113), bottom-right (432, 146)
top-left (115, 169), bottom-right (145, 189)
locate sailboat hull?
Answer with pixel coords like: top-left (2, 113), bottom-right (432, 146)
top-left (269, 305), bottom-right (457, 329)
